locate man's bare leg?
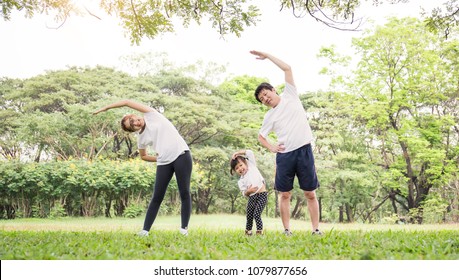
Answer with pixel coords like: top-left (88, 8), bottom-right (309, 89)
top-left (279, 191), bottom-right (292, 232)
top-left (304, 190), bottom-right (320, 231)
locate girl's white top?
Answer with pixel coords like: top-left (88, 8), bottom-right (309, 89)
top-left (237, 150), bottom-right (265, 196)
top-left (259, 82), bottom-right (313, 153)
top-left (137, 110), bottom-right (189, 165)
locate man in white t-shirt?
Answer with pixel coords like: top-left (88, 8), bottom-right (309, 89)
top-left (250, 50), bottom-right (322, 236)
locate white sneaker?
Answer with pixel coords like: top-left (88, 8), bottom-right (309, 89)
top-left (179, 228), bottom-right (188, 236)
top-left (138, 230), bottom-right (149, 236)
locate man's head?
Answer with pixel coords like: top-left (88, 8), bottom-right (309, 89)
top-left (255, 82), bottom-right (280, 107)
top-left (254, 83), bottom-right (273, 102)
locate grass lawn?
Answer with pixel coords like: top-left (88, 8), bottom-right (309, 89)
top-left (1, 214), bottom-right (459, 260)
top-left (2, 214), bottom-right (458, 232)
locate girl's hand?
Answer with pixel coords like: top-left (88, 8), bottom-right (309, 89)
top-left (231, 151), bottom-right (245, 160)
top-left (245, 185), bottom-right (258, 195)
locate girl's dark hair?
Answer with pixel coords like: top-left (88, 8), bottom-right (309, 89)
top-left (121, 114), bottom-right (135, 132)
top-left (230, 156), bottom-right (248, 175)
top-left (254, 82), bottom-right (274, 103)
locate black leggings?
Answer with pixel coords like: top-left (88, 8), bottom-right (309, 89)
top-left (143, 151), bottom-right (192, 231)
top-left (246, 192), bottom-right (268, 231)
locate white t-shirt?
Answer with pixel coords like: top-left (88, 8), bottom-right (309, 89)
top-left (237, 150), bottom-right (265, 196)
top-left (137, 111), bottom-right (189, 165)
top-left (259, 83), bottom-right (313, 153)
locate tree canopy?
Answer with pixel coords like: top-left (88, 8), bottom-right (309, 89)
top-left (2, 0), bottom-right (458, 44)
top-left (0, 17), bottom-right (458, 223)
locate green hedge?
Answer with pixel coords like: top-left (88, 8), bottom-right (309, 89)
top-left (0, 159), bottom-right (156, 219)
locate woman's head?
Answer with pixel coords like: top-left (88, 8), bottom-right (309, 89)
top-left (230, 156), bottom-right (249, 176)
top-left (121, 114), bottom-right (145, 132)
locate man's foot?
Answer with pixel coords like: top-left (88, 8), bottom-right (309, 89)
top-left (179, 228), bottom-right (188, 236)
top-left (283, 229), bottom-right (292, 236)
top-left (312, 229), bottom-right (323, 235)
top-left (138, 230), bottom-right (149, 237)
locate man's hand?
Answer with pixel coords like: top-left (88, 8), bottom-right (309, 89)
top-left (250, 50), bottom-right (268, 60)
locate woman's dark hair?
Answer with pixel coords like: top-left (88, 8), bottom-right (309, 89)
top-left (254, 82), bottom-right (274, 103)
top-left (230, 156), bottom-right (248, 175)
top-left (121, 114), bottom-right (135, 132)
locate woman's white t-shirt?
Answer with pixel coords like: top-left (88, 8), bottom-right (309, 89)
top-left (137, 110), bottom-right (189, 165)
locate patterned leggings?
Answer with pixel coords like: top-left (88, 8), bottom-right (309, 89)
top-left (246, 192), bottom-right (268, 231)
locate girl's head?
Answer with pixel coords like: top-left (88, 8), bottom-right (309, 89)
top-left (121, 114), bottom-right (145, 132)
top-left (230, 156), bottom-right (249, 176)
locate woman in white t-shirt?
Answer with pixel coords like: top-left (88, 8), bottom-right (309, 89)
top-left (230, 149), bottom-right (268, 235)
top-left (94, 99), bottom-right (192, 237)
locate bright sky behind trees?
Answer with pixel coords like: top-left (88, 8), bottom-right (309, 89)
top-left (0, 0), bottom-right (439, 92)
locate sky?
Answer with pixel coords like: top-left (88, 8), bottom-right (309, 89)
top-left (0, 0), bottom-right (441, 93)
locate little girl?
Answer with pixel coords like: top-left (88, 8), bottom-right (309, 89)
top-left (230, 149), bottom-right (268, 235)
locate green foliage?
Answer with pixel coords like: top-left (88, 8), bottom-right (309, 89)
top-left (0, 159), bottom-right (154, 219)
top-left (49, 203), bottom-right (67, 218)
top-left (2, 1), bottom-right (458, 44)
top-left (219, 75), bottom-right (266, 105)
top-left (318, 17), bottom-right (459, 223)
top-left (123, 204), bottom-right (144, 218)
top-left (1, 28), bottom-right (458, 224)
top-left (1, 1), bottom-right (261, 44)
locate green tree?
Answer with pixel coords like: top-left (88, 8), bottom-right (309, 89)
top-left (344, 17), bottom-right (458, 223)
top-left (2, 1), bottom-right (457, 43)
top-left (304, 88), bottom-right (385, 223)
top-left (191, 146), bottom-right (228, 214)
top-left (0, 78), bottom-right (22, 160)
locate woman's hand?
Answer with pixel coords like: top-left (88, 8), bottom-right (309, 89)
top-left (92, 107), bottom-right (107, 115)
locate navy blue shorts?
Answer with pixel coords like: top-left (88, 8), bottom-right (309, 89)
top-left (275, 144), bottom-right (319, 192)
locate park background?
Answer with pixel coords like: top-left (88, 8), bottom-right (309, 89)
top-left (1, 0), bottom-right (459, 278)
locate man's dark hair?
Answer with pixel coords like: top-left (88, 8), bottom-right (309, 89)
top-left (254, 82), bottom-right (274, 103)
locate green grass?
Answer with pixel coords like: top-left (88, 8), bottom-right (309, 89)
top-left (1, 215), bottom-right (458, 260)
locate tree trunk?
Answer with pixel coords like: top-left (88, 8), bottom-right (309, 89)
top-left (195, 188), bottom-right (211, 214)
top-left (291, 196), bottom-right (305, 219)
top-left (345, 203), bottom-right (354, 222)
top-left (318, 197), bottom-right (322, 222)
top-left (339, 205), bottom-right (344, 223)
top-left (274, 191), bottom-right (280, 217)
